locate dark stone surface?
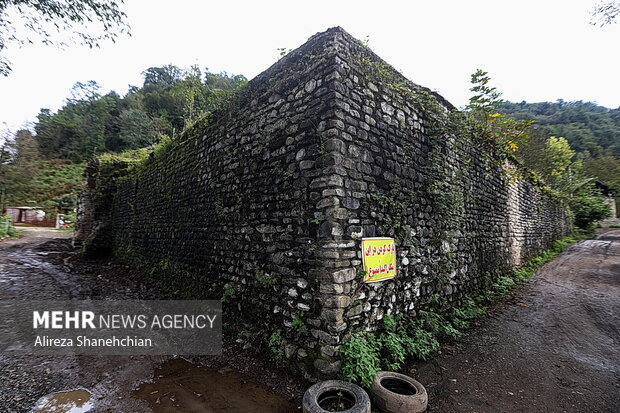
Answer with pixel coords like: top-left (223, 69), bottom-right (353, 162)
top-left (77, 27), bottom-right (571, 378)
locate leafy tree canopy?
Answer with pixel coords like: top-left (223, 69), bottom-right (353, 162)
top-left (1, 64), bottom-right (247, 210)
top-left (500, 100), bottom-right (620, 157)
top-left (0, 0), bottom-right (130, 75)
top-left (32, 65), bottom-right (247, 162)
top-left (466, 69), bottom-right (533, 154)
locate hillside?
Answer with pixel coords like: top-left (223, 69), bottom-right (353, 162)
top-left (500, 100), bottom-right (620, 157)
top-left (501, 100), bottom-right (620, 192)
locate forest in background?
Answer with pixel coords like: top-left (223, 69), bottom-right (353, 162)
top-left (0, 67), bottom-right (618, 230)
top-left (0, 65), bottom-right (246, 209)
top-left (501, 100), bottom-right (620, 193)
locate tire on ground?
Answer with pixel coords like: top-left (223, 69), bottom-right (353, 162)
top-left (369, 371), bottom-right (428, 413)
top-left (302, 379), bottom-right (371, 413)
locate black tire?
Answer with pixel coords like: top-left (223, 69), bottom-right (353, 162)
top-left (302, 380), bottom-right (371, 413)
top-left (369, 371), bottom-right (428, 413)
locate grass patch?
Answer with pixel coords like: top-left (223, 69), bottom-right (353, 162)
top-left (339, 229), bottom-right (593, 388)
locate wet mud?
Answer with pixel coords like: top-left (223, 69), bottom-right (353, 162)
top-left (0, 228), bottom-right (304, 412)
top-left (133, 358), bottom-right (297, 412)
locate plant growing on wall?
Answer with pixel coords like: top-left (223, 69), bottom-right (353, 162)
top-left (466, 69), bottom-right (534, 154)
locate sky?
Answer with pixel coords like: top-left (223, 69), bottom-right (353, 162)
top-left (1, 0), bottom-right (619, 140)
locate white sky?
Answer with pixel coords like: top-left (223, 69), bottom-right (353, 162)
top-left (1, 0), bottom-right (619, 139)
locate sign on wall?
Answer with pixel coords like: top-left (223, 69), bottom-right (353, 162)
top-left (362, 237), bottom-right (397, 283)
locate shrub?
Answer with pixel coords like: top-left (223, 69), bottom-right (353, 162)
top-left (267, 332), bottom-right (285, 364)
top-left (339, 332), bottom-right (381, 388)
top-left (0, 216), bottom-right (18, 239)
top-left (569, 194), bottom-right (611, 229)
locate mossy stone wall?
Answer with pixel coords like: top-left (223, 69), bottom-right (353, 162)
top-left (77, 27), bottom-right (571, 378)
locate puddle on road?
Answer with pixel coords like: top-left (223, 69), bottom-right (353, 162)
top-left (133, 358), bottom-right (298, 412)
top-left (31, 389), bottom-right (93, 413)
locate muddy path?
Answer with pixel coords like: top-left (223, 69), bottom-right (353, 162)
top-left (0, 228), bottom-right (304, 412)
top-left (414, 229), bottom-right (620, 413)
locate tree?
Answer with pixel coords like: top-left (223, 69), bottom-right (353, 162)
top-left (500, 100), bottom-right (620, 158)
top-left (584, 155), bottom-right (620, 193)
top-left (466, 69), bottom-right (533, 153)
top-left (171, 65), bottom-right (208, 125)
top-left (591, 0), bottom-right (620, 26)
top-left (69, 80), bottom-right (102, 102)
top-left (516, 131), bottom-right (577, 190)
top-left (10, 129), bottom-right (40, 164)
top-left (0, 129), bottom-right (42, 207)
top-left (142, 65), bottom-right (183, 86)
top-left (467, 69), bottom-right (503, 112)
top-left (33, 81), bottom-right (120, 161)
top-left (118, 108), bottom-right (155, 150)
top-left (0, 0), bottom-right (130, 75)
top-left (568, 186), bottom-right (611, 228)
top-left (516, 131), bottom-right (611, 228)
top-left (29, 64), bottom-right (249, 162)
top-left (544, 136), bottom-right (575, 182)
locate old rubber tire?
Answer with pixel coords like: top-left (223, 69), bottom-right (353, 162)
top-left (302, 380), bottom-right (371, 413)
top-left (370, 371), bottom-right (428, 413)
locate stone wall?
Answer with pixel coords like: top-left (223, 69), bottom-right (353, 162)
top-left (77, 27), bottom-right (571, 378)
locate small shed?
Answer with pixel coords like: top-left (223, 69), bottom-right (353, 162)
top-left (5, 207), bottom-right (56, 227)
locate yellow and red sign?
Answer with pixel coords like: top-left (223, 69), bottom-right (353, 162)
top-left (362, 237), bottom-right (397, 283)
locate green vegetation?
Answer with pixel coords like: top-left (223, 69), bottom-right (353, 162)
top-left (1, 160), bottom-right (85, 208)
top-left (0, 65), bottom-right (246, 211)
top-left (0, 129), bottom-right (86, 210)
top-left (467, 69), bottom-right (535, 154)
top-left (33, 67), bottom-right (247, 162)
top-left (291, 316), bottom-right (305, 332)
top-left (255, 270), bottom-right (278, 287)
top-left (339, 230), bottom-right (593, 388)
top-left (0, 215), bottom-right (18, 240)
top-left (339, 332), bottom-right (381, 388)
top-left (465, 73), bottom-right (614, 229)
top-left (501, 100), bottom-right (620, 217)
top-left (267, 332), bottom-right (285, 364)
top-left (500, 100), bottom-right (620, 158)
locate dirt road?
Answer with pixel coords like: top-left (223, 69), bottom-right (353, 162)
top-left (415, 229), bottom-right (620, 413)
top-left (0, 228), bottom-right (167, 412)
top-left (0, 228), bottom-right (303, 412)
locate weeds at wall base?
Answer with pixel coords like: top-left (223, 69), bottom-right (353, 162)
top-left (339, 229), bottom-right (594, 388)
